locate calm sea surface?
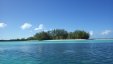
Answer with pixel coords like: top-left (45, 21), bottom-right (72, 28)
top-left (0, 40), bottom-right (113, 64)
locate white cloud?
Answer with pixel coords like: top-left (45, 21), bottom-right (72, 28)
top-left (34, 24), bottom-right (44, 31)
top-left (21, 23), bottom-right (32, 30)
top-left (89, 31), bottom-right (93, 36)
top-left (0, 23), bottom-right (7, 28)
top-left (101, 30), bottom-right (112, 35)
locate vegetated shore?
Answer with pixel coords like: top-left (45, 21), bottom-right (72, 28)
top-left (0, 39), bottom-right (89, 41)
top-left (0, 39), bottom-right (27, 42)
top-left (44, 39), bottom-right (89, 41)
top-left (0, 38), bottom-right (113, 42)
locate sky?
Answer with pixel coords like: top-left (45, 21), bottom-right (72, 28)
top-left (0, 0), bottom-right (113, 39)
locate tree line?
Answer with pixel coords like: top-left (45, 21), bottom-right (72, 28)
top-left (26, 29), bottom-right (90, 40)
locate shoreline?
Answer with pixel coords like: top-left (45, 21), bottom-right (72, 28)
top-left (44, 39), bottom-right (88, 41)
top-left (0, 39), bottom-right (113, 42)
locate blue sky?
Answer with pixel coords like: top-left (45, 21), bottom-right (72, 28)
top-left (0, 0), bottom-right (113, 39)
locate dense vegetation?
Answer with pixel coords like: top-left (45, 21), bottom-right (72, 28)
top-left (48, 29), bottom-right (68, 39)
top-left (26, 29), bottom-right (90, 40)
top-left (33, 32), bottom-right (51, 40)
top-left (68, 30), bottom-right (89, 39)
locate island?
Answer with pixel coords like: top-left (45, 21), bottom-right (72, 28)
top-left (0, 29), bottom-right (90, 41)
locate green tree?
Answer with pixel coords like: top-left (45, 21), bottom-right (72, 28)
top-left (69, 30), bottom-right (89, 39)
top-left (68, 32), bottom-right (75, 39)
top-left (48, 29), bottom-right (68, 39)
top-left (34, 31), bottom-right (51, 40)
top-left (27, 37), bottom-right (35, 40)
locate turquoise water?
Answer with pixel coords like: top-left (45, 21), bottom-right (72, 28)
top-left (0, 40), bottom-right (113, 64)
